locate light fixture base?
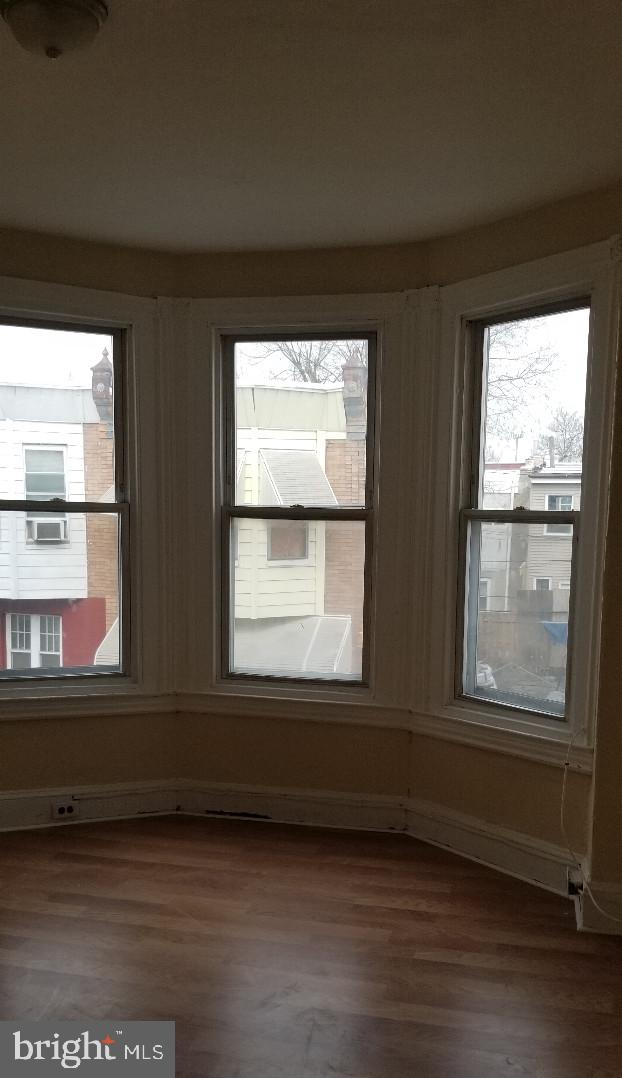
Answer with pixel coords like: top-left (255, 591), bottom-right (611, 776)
top-left (1, 0), bottom-right (108, 58)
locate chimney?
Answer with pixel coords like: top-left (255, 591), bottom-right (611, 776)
top-left (341, 351), bottom-right (367, 440)
top-left (91, 347), bottom-right (113, 424)
top-left (548, 436), bottom-right (555, 469)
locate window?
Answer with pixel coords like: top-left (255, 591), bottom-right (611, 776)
top-left (478, 578), bottom-right (490, 611)
top-left (7, 613), bottom-right (62, 669)
top-left (544, 494), bottom-right (574, 535)
top-left (222, 333), bottom-right (375, 682)
top-left (0, 319), bottom-right (127, 679)
top-left (267, 521), bottom-right (309, 561)
top-left (459, 304), bottom-right (589, 719)
top-left (25, 447), bottom-right (68, 542)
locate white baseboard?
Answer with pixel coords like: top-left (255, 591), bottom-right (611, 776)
top-left (0, 779), bottom-right (577, 908)
top-left (576, 882), bottom-right (622, 935)
top-left (405, 796), bottom-right (573, 895)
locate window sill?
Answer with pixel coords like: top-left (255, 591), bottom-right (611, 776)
top-left (411, 700), bottom-right (593, 773)
top-left (0, 685), bottom-right (173, 721)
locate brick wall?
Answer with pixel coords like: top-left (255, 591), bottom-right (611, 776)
top-left (324, 440), bottom-right (366, 647)
top-left (84, 423), bottom-right (118, 630)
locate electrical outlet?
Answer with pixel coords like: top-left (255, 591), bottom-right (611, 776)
top-left (50, 798), bottom-right (80, 821)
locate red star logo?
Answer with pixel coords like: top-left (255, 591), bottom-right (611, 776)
top-left (101, 1035), bottom-right (116, 1045)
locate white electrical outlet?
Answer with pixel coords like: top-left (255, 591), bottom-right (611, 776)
top-left (50, 798), bottom-right (80, 821)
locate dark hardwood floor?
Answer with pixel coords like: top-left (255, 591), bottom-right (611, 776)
top-left (0, 815), bottom-right (621, 1077)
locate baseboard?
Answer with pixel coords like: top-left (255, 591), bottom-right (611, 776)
top-left (0, 779), bottom-right (180, 831)
top-left (178, 781), bottom-right (404, 832)
top-left (576, 882), bottom-right (622, 935)
top-left (405, 796), bottom-right (573, 896)
top-left (0, 779), bottom-right (574, 905)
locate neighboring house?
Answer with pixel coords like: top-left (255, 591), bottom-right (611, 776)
top-left (233, 379), bottom-right (364, 677)
top-left (519, 461), bottom-right (579, 604)
top-left (476, 458), bottom-right (581, 702)
top-left (0, 352), bottom-right (117, 673)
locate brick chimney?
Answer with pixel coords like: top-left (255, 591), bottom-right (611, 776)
top-left (341, 352), bottom-right (367, 440)
top-left (91, 347), bottom-right (113, 424)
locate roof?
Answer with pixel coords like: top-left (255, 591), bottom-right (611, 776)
top-left (94, 618), bottom-right (120, 666)
top-left (237, 385), bottom-right (345, 433)
top-left (0, 385), bottom-right (99, 424)
top-left (260, 449), bottom-right (338, 507)
top-left (233, 615), bottom-right (353, 678)
top-left (529, 462), bottom-right (582, 480)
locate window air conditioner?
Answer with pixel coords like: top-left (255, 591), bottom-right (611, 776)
top-left (30, 519), bottom-right (68, 542)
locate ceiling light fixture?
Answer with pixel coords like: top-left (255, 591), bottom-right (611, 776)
top-left (1, 0), bottom-right (108, 59)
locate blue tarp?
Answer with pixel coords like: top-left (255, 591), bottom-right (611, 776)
top-left (542, 621), bottom-right (568, 645)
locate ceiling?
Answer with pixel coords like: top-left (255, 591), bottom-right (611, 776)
top-left (1, 0), bottom-right (621, 253)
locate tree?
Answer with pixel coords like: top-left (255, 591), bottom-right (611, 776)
top-left (485, 320), bottom-right (557, 445)
top-left (535, 407), bottom-right (584, 462)
top-left (241, 338), bottom-right (368, 385)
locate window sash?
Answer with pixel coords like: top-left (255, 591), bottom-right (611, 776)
top-left (220, 332), bottom-right (377, 686)
top-left (458, 508), bottom-right (578, 718)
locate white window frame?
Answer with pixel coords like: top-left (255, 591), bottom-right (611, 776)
top-left (428, 240), bottom-right (621, 752)
top-left (185, 291), bottom-right (408, 711)
top-left (534, 577), bottom-right (552, 591)
top-left (6, 612), bottom-right (63, 670)
top-left (266, 520), bottom-right (311, 564)
top-left (544, 494), bottom-right (575, 535)
top-left (478, 578), bottom-right (490, 610)
top-left (0, 275), bottom-right (161, 712)
top-left (24, 444), bottom-right (69, 543)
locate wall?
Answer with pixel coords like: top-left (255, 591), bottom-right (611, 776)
top-left (0, 180), bottom-right (620, 299)
top-left (0, 182), bottom-right (620, 910)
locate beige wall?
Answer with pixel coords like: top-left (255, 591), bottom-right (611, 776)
top-left (180, 713), bottom-right (409, 797)
top-left (0, 713), bottom-right (178, 790)
top-left (0, 180), bottom-right (621, 891)
top-left (1, 180), bottom-right (620, 299)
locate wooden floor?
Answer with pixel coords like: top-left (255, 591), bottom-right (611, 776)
top-left (0, 816), bottom-right (621, 1077)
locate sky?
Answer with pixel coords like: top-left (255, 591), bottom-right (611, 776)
top-left (0, 325), bottom-right (112, 388)
top-left (484, 307), bottom-right (589, 462)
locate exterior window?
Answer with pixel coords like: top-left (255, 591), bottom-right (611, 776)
top-left (7, 613), bottom-right (62, 669)
top-left (268, 521), bottom-right (308, 561)
top-left (25, 447), bottom-right (68, 542)
top-left (544, 494), bottom-right (573, 535)
top-left (478, 578), bottom-right (490, 611)
top-left (0, 319), bottom-right (127, 679)
top-left (460, 304), bottom-right (589, 719)
top-left (223, 333), bottom-right (375, 683)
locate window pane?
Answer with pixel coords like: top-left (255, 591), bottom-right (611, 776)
top-left (0, 324), bottom-right (116, 501)
top-left (465, 520), bottom-right (574, 717)
top-left (234, 338), bottom-right (369, 508)
top-left (231, 518), bottom-right (365, 680)
top-left (267, 521), bottom-right (308, 561)
top-left (0, 512), bottom-right (121, 676)
top-left (481, 308), bottom-right (588, 510)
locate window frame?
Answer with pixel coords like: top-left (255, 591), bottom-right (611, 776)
top-left (544, 494), bottom-right (575, 535)
top-left (457, 300), bottom-right (587, 721)
top-left (266, 520), bottom-right (310, 563)
top-left (220, 329), bottom-right (377, 688)
top-left (428, 241), bottom-right (620, 752)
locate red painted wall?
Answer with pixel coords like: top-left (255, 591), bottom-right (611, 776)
top-left (0, 598), bottom-right (106, 668)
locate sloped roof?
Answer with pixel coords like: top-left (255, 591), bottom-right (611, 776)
top-left (260, 449), bottom-right (338, 507)
top-left (233, 615), bottom-right (353, 678)
top-left (237, 385), bottom-right (345, 432)
top-left (94, 618), bottom-right (119, 666)
top-left (0, 385), bottom-right (99, 424)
